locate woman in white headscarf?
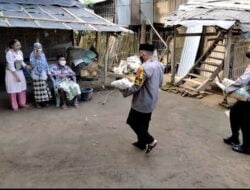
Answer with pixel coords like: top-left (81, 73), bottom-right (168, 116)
top-left (30, 42), bottom-right (52, 108)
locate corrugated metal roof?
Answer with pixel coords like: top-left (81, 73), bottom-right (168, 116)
top-left (0, 0), bottom-right (82, 7)
top-left (164, 0), bottom-right (250, 35)
top-left (0, 0), bottom-right (130, 32)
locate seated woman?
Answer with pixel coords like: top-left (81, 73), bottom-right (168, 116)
top-left (224, 51), bottom-right (250, 155)
top-left (50, 55), bottom-right (81, 109)
top-left (30, 42), bottom-right (52, 108)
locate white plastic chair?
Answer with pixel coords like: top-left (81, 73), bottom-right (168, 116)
top-left (50, 75), bottom-right (77, 108)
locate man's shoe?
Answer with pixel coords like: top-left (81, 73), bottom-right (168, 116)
top-left (223, 136), bottom-right (240, 146)
top-left (232, 145), bottom-right (250, 155)
top-left (145, 139), bottom-right (158, 154)
top-left (132, 142), bottom-right (146, 150)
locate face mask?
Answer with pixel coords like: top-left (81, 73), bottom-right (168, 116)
top-left (59, 61), bottom-right (66, 66)
top-left (140, 56), bottom-right (144, 63)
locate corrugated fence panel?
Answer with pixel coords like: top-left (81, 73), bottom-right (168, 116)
top-left (154, 0), bottom-right (188, 23)
top-left (177, 25), bottom-right (203, 77)
top-left (141, 0), bottom-right (153, 23)
top-left (116, 0), bottom-right (131, 26)
top-left (232, 41), bottom-right (250, 80)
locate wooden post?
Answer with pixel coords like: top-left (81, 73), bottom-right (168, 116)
top-left (36, 30), bottom-right (40, 42)
top-left (140, 20), bottom-right (146, 44)
top-left (224, 29), bottom-right (233, 79)
top-left (104, 33), bottom-right (110, 85)
top-left (140, 9), bottom-right (169, 49)
top-left (95, 31), bottom-right (98, 49)
top-left (71, 30), bottom-right (75, 47)
top-left (171, 27), bottom-right (177, 84)
top-left (114, 0), bottom-right (117, 24)
top-left (131, 0), bottom-right (140, 25)
top-left (149, 27), bottom-right (153, 44)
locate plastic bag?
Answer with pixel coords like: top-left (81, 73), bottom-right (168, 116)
top-left (231, 87), bottom-right (250, 102)
top-left (73, 59), bottom-right (84, 67)
top-left (113, 60), bottom-right (128, 75)
top-left (215, 78), bottom-right (234, 91)
top-left (127, 56), bottom-right (141, 73)
top-left (216, 78), bottom-right (250, 101)
top-left (111, 78), bottom-right (134, 90)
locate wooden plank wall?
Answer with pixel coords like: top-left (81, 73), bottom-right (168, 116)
top-left (131, 0), bottom-right (140, 25)
top-left (154, 0), bottom-right (188, 24)
top-left (92, 0), bottom-right (116, 23)
top-left (201, 27), bottom-right (225, 78)
top-left (232, 41), bottom-right (250, 80)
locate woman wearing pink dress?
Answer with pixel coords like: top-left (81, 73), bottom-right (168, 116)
top-left (5, 39), bottom-right (29, 111)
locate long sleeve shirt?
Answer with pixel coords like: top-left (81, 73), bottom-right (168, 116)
top-left (226, 66), bottom-right (250, 101)
top-left (50, 64), bottom-right (76, 87)
top-left (122, 58), bottom-right (164, 113)
top-left (6, 49), bottom-right (26, 72)
top-left (30, 52), bottom-right (50, 81)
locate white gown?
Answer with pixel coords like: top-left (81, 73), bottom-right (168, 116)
top-left (5, 50), bottom-right (27, 94)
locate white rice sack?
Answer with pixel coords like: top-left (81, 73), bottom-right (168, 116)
top-left (127, 56), bottom-right (142, 72)
top-left (215, 78), bottom-right (235, 91)
top-left (222, 78), bottom-right (235, 88)
top-left (111, 78), bottom-right (134, 90)
top-left (127, 56), bottom-right (141, 65)
top-left (73, 59), bottom-right (84, 67)
top-left (113, 60), bottom-right (128, 74)
top-left (127, 62), bottom-right (141, 72)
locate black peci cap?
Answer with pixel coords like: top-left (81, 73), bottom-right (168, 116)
top-left (139, 43), bottom-right (155, 52)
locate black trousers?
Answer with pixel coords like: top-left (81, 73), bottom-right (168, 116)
top-left (127, 108), bottom-right (154, 146)
top-left (230, 101), bottom-right (250, 148)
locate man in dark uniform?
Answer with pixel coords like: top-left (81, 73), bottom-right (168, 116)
top-left (224, 51), bottom-right (250, 154)
top-left (121, 44), bottom-right (164, 154)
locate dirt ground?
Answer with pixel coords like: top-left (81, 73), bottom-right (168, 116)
top-left (0, 90), bottom-right (250, 188)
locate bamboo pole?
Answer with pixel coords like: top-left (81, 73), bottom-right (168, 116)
top-left (104, 33), bottom-right (110, 85)
top-left (140, 9), bottom-right (168, 49)
top-left (224, 29), bottom-right (233, 79)
top-left (171, 27), bottom-right (177, 84)
top-left (140, 20), bottom-right (146, 44)
top-left (95, 31), bottom-right (99, 49)
top-left (149, 27), bottom-right (153, 44)
top-left (36, 30), bottom-right (40, 42)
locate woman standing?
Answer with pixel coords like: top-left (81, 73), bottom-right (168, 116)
top-left (30, 42), bottom-right (52, 108)
top-left (5, 39), bottom-right (29, 111)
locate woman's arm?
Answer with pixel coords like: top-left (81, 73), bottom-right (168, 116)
top-left (43, 54), bottom-right (51, 76)
top-left (65, 66), bottom-right (76, 77)
top-left (19, 51), bottom-right (27, 68)
top-left (121, 66), bottom-right (147, 97)
top-left (226, 68), bottom-right (250, 94)
top-left (29, 52), bottom-right (35, 69)
top-left (50, 66), bottom-right (58, 77)
top-left (6, 51), bottom-right (21, 82)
